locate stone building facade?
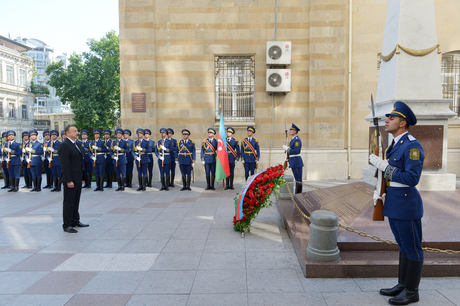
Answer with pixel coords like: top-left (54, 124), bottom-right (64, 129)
top-left (119, 0), bottom-right (460, 181)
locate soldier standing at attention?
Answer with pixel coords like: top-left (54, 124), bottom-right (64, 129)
top-left (48, 130), bottom-right (62, 192)
top-left (4, 131), bottom-right (22, 192)
top-left (1, 132), bottom-right (11, 189)
top-left (176, 129), bottom-right (195, 191)
top-left (369, 101), bottom-right (424, 306)
top-left (133, 128), bottom-right (152, 191)
top-left (167, 128), bottom-right (177, 187)
top-left (123, 129), bottom-right (135, 188)
top-left (156, 128), bottom-right (172, 191)
top-left (42, 130), bottom-right (53, 189)
top-left (201, 128), bottom-right (218, 190)
top-left (144, 129), bottom-right (155, 188)
top-left (241, 126), bottom-right (260, 181)
top-left (225, 127), bottom-right (240, 190)
top-left (61, 130), bottom-right (66, 140)
top-left (111, 128), bottom-right (129, 191)
top-left (21, 131), bottom-right (32, 189)
top-left (80, 130), bottom-right (93, 188)
top-left (103, 130), bottom-right (113, 188)
top-left (91, 129), bottom-right (107, 191)
top-left (26, 130), bottom-right (44, 192)
top-left (283, 124), bottom-right (304, 194)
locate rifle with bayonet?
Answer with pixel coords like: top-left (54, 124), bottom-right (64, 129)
top-left (283, 122), bottom-right (289, 170)
top-left (371, 94), bottom-right (385, 221)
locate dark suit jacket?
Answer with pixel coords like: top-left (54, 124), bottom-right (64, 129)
top-left (58, 138), bottom-right (84, 184)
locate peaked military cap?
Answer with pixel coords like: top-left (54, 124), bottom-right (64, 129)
top-left (29, 130), bottom-right (38, 136)
top-left (385, 101), bottom-right (417, 126)
top-left (93, 129), bottom-right (102, 135)
top-left (115, 128), bottom-right (124, 134)
top-left (50, 130), bottom-right (59, 136)
top-left (227, 127), bottom-right (235, 134)
top-left (7, 130), bottom-right (16, 137)
top-left (207, 128), bottom-right (216, 135)
top-left (123, 129), bottom-right (132, 136)
top-left (247, 126), bottom-right (255, 133)
top-left (2, 132), bottom-right (6, 138)
top-left (43, 130), bottom-right (50, 136)
top-left (22, 131), bottom-right (29, 137)
top-left (167, 128), bottom-right (174, 135)
top-left (290, 123), bottom-right (300, 132)
top-left (136, 128), bottom-right (145, 135)
top-left (159, 128), bottom-right (167, 134)
top-left (104, 129), bottom-right (111, 135)
top-left (144, 129), bottom-right (151, 135)
top-left (81, 129), bottom-right (89, 135)
top-left (61, 130), bottom-right (65, 135)
top-left (182, 129), bottom-right (190, 135)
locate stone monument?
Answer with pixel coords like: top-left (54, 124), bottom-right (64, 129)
top-left (363, 0), bottom-right (457, 191)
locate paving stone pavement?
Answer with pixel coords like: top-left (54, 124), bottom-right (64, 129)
top-left (0, 176), bottom-right (458, 306)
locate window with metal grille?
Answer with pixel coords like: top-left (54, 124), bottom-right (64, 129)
top-left (442, 52), bottom-right (460, 115)
top-left (215, 55), bottom-right (255, 121)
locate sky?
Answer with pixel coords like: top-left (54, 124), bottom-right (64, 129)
top-left (0, 0), bottom-right (119, 56)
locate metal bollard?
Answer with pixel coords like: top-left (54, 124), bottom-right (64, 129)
top-left (278, 175), bottom-right (294, 200)
top-left (306, 210), bottom-right (340, 262)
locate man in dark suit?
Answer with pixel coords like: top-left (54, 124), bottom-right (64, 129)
top-left (58, 125), bottom-right (89, 233)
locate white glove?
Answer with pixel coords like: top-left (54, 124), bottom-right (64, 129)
top-left (26, 158), bottom-right (31, 164)
top-left (136, 156), bottom-right (141, 162)
top-left (242, 160), bottom-right (245, 164)
top-left (175, 160), bottom-right (179, 164)
top-left (369, 154), bottom-right (389, 172)
top-left (192, 162), bottom-right (195, 168)
top-left (4, 158), bottom-right (10, 163)
top-left (91, 155), bottom-right (96, 161)
top-left (160, 156), bottom-right (164, 161)
top-left (136, 146), bottom-right (142, 151)
top-left (373, 190), bottom-right (386, 207)
top-left (283, 145), bottom-right (289, 150)
top-left (160, 145), bottom-right (166, 151)
top-left (114, 146), bottom-right (121, 151)
top-left (22, 148), bottom-right (26, 153)
top-left (92, 145), bottom-right (99, 150)
top-left (26, 147), bottom-right (33, 152)
top-left (256, 160), bottom-right (259, 164)
top-left (48, 157), bottom-right (53, 163)
top-left (114, 156), bottom-right (119, 161)
top-left (48, 147), bottom-right (55, 152)
top-left (4, 147), bottom-right (11, 153)
top-left (41, 156), bottom-right (45, 161)
top-left (201, 161), bottom-right (205, 165)
top-left (20, 157), bottom-right (24, 162)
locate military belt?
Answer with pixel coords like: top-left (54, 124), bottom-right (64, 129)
top-left (179, 153), bottom-right (192, 155)
top-left (289, 154), bottom-right (300, 158)
top-left (96, 153), bottom-right (105, 155)
top-left (244, 151), bottom-right (254, 154)
top-left (32, 155), bottom-right (41, 157)
top-left (205, 152), bottom-right (215, 155)
top-left (389, 182), bottom-right (409, 188)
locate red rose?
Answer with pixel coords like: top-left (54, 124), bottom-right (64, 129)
top-left (242, 216), bottom-right (246, 221)
top-left (280, 170), bottom-right (284, 175)
top-left (246, 212), bottom-right (251, 216)
top-left (269, 183), bottom-right (274, 187)
top-left (261, 198), bottom-right (265, 203)
top-left (267, 189), bottom-right (272, 194)
top-left (255, 202), bottom-right (260, 207)
top-left (243, 209), bottom-right (246, 213)
top-left (243, 203), bottom-right (248, 208)
top-left (233, 220), bottom-right (236, 225)
top-left (249, 206), bottom-right (254, 211)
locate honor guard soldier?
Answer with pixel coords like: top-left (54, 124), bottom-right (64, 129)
top-left (123, 129), bottom-right (135, 188)
top-left (133, 128), bottom-right (152, 191)
top-left (80, 130), bottom-right (93, 188)
top-left (201, 128), bottom-right (218, 190)
top-left (42, 130), bottom-right (53, 188)
top-left (369, 101), bottom-right (425, 306)
top-left (90, 129), bottom-right (108, 191)
top-left (4, 131), bottom-right (22, 192)
top-left (103, 130), bottom-right (114, 188)
top-left (111, 129), bottom-right (130, 191)
top-left (48, 130), bottom-right (62, 192)
top-left (156, 128), bottom-right (173, 191)
top-left (283, 124), bottom-right (304, 194)
top-left (225, 127), bottom-right (240, 190)
top-left (167, 128), bottom-right (177, 187)
top-left (26, 130), bottom-right (44, 192)
top-left (144, 129), bottom-right (155, 187)
top-left (21, 131), bottom-right (32, 189)
top-left (1, 132), bottom-right (11, 189)
top-left (61, 130), bottom-right (66, 140)
top-left (241, 126), bottom-right (260, 180)
top-left (176, 129), bottom-right (195, 191)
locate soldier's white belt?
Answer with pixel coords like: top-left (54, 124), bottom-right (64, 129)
top-left (163, 153), bottom-right (170, 155)
top-left (289, 154), bottom-right (300, 158)
top-left (147, 153), bottom-right (153, 155)
top-left (51, 154), bottom-right (59, 156)
top-left (32, 155), bottom-right (41, 157)
top-left (96, 153), bottom-right (105, 155)
top-left (389, 182), bottom-right (409, 188)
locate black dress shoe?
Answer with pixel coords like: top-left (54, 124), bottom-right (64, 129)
top-left (75, 222), bottom-right (89, 227)
top-left (63, 227), bottom-right (78, 233)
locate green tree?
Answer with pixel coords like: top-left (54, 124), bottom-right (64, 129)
top-left (46, 31), bottom-right (120, 134)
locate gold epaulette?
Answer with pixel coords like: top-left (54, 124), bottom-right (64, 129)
top-left (256, 139), bottom-right (259, 143)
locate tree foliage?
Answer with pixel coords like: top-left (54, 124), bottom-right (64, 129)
top-left (46, 31), bottom-right (120, 133)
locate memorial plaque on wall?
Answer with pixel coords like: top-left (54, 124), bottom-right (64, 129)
top-left (132, 93), bottom-right (146, 112)
top-left (409, 125), bottom-right (443, 169)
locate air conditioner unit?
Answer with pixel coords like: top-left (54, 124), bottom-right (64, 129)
top-left (266, 69), bottom-right (291, 93)
top-left (266, 41), bottom-right (291, 65)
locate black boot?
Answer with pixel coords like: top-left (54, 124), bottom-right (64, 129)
top-left (295, 184), bottom-right (303, 194)
top-left (124, 175), bottom-right (129, 187)
top-left (159, 177), bottom-right (166, 191)
top-left (142, 177), bottom-right (147, 191)
top-left (180, 177), bottom-right (187, 191)
top-left (169, 174), bottom-right (175, 187)
top-left (22, 175), bottom-right (29, 188)
top-left (86, 174), bottom-right (92, 188)
top-left (224, 177), bottom-right (230, 190)
top-left (2, 174), bottom-right (10, 189)
top-left (122, 177), bottom-right (126, 191)
top-left (164, 177), bottom-right (169, 191)
top-left (36, 177), bottom-right (42, 192)
top-left (99, 177), bottom-right (104, 191)
top-left (210, 176), bottom-right (215, 190)
top-left (27, 176), bottom-right (33, 188)
top-left (13, 178), bottom-right (19, 192)
top-left (389, 259), bottom-right (423, 305)
top-left (229, 175), bottom-right (234, 190)
top-left (104, 176), bottom-right (109, 188)
top-left (56, 178), bottom-right (61, 192)
top-left (108, 175), bottom-right (113, 188)
top-left (116, 177), bottom-right (123, 191)
top-left (205, 176), bottom-right (211, 190)
top-left (245, 175), bottom-right (248, 181)
top-left (46, 174), bottom-right (52, 188)
top-left (30, 177), bottom-right (37, 192)
top-left (136, 177), bottom-right (143, 191)
top-left (7, 177), bottom-right (15, 192)
top-left (51, 178), bottom-right (59, 192)
top-left (186, 176), bottom-right (191, 191)
top-left (380, 252), bottom-right (408, 296)
top-left (148, 174), bottom-right (153, 187)
top-left (93, 177), bottom-right (101, 191)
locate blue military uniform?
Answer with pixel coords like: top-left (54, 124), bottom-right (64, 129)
top-left (370, 101), bottom-right (425, 305)
top-left (90, 129), bottom-right (108, 191)
top-left (1, 132), bottom-right (11, 189)
top-left (241, 126), bottom-right (260, 180)
top-left (103, 130), bottom-right (114, 188)
top-left (225, 127), bottom-right (240, 190)
top-left (286, 124), bottom-right (304, 194)
top-left (156, 128), bottom-right (173, 191)
top-left (123, 129), bottom-right (135, 188)
top-left (49, 130), bottom-right (62, 192)
top-left (167, 128), bottom-right (177, 187)
top-left (144, 129), bottom-right (156, 188)
top-left (133, 128), bottom-right (152, 191)
top-left (80, 130), bottom-right (93, 188)
top-left (201, 128), bottom-right (218, 190)
top-left (27, 130), bottom-right (44, 192)
top-left (176, 129), bottom-right (195, 191)
top-left (42, 130), bottom-right (53, 189)
top-left (111, 129), bottom-right (130, 191)
top-left (4, 131), bottom-right (22, 192)
top-left (21, 131), bottom-right (32, 189)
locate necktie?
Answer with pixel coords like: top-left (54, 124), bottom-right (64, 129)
top-left (388, 139), bottom-right (395, 152)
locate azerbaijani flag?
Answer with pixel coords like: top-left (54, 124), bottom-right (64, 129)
top-left (215, 109), bottom-right (230, 181)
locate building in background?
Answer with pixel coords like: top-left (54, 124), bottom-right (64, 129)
top-left (0, 35), bottom-right (35, 139)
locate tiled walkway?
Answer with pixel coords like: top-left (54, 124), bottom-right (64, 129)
top-left (0, 177), bottom-right (458, 305)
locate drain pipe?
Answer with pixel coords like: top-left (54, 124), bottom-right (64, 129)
top-left (269, 0), bottom-right (279, 166)
top-left (347, 0), bottom-right (353, 179)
